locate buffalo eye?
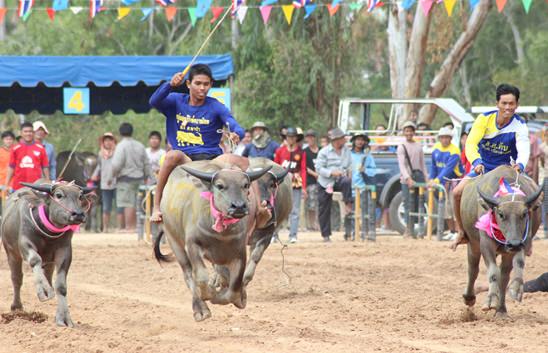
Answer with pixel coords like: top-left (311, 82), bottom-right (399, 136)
top-left (243, 182), bottom-right (250, 189)
top-left (497, 211), bottom-right (505, 220)
top-left (522, 210), bottom-right (528, 219)
top-left (55, 192), bottom-right (63, 199)
top-left (215, 183), bottom-right (225, 190)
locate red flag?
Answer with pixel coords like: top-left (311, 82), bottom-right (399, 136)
top-left (47, 7), bottom-right (55, 21)
top-left (210, 6), bottom-right (224, 23)
top-left (327, 3), bottom-right (339, 16)
top-left (496, 0), bottom-right (507, 12)
top-left (0, 8), bottom-right (7, 24)
top-left (165, 6), bottom-right (177, 22)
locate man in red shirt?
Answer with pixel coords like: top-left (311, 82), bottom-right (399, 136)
top-left (274, 127), bottom-right (307, 243)
top-left (5, 122), bottom-right (50, 191)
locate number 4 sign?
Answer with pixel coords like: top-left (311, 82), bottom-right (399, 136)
top-left (63, 88), bottom-right (90, 114)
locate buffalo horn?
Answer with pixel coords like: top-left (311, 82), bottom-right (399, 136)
top-left (20, 182), bottom-right (52, 193)
top-left (81, 186), bottom-right (96, 194)
top-left (273, 168), bottom-right (289, 182)
top-left (181, 165), bottom-right (216, 182)
top-left (247, 166), bottom-right (273, 182)
top-left (477, 186), bottom-right (499, 208)
top-left (525, 185), bottom-right (543, 207)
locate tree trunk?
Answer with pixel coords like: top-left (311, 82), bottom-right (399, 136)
top-left (418, 0), bottom-right (492, 125)
top-left (459, 63), bottom-right (472, 107)
top-left (231, 17), bottom-right (239, 50)
top-left (387, 3), bottom-right (408, 126)
top-left (503, 9), bottom-right (524, 65)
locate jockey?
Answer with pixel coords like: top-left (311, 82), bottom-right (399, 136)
top-left (452, 83), bottom-right (530, 249)
top-left (149, 64), bottom-right (245, 222)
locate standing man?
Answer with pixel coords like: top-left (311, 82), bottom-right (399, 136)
top-left (146, 130), bottom-right (166, 179)
top-left (396, 121), bottom-right (428, 238)
top-left (303, 129), bottom-right (319, 231)
top-left (274, 127), bottom-right (307, 243)
top-left (452, 84), bottom-right (529, 250)
top-left (234, 129), bottom-right (252, 156)
top-left (33, 120), bottom-right (56, 181)
top-left (149, 64), bottom-right (244, 222)
top-left (242, 122), bottom-right (279, 160)
top-left (5, 122), bottom-right (50, 190)
top-left (111, 123), bottom-right (151, 233)
top-left (315, 128), bottom-right (352, 242)
top-left (0, 131), bottom-right (15, 194)
top-left (428, 127), bottom-right (462, 240)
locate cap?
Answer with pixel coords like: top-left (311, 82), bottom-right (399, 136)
top-left (305, 129), bottom-right (317, 137)
top-left (437, 126), bottom-right (453, 137)
top-left (251, 121), bottom-right (268, 130)
top-left (286, 127), bottom-right (298, 137)
top-left (101, 132), bottom-right (117, 142)
top-left (329, 127), bottom-right (346, 140)
top-left (350, 132), bottom-right (368, 142)
top-left (32, 120), bottom-right (49, 134)
top-left (401, 121), bottom-right (416, 131)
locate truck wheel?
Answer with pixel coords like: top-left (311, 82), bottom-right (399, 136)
top-left (388, 191), bottom-right (437, 235)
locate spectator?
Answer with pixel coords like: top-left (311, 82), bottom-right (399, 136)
top-left (6, 122), bottom-right (50, 190)
top-left (92, 132), bottom-right (123, 233)
top-left (274, 127), bottom-right (307, 243)
top-left (428, 127), bottom-right (462, 240)
top-left (303, 129), bottom-right (320, 231)
top-left (443, 121), bottom-right (455, 130)
top-left (540, 131), bottom-right (548, 239)
top-left (0, 131), bottom-right (15, 194)
top-left (396, 121), bottom-right (427, 238)
top-left (242, 121), bottom-right (280, 160)
top-left (112, 123), bottom-right (152, 233)
top-left (33, 121), bottom-right (56, 180)
top-left (319, 136), bottom-right (329, 148)
top-left (526, 130), bottom-right (542, 184)
top-left (279, 126), bottom-right (288, 145)
top-left (146, 131), bottom-right (166, 179)
top-left (315, 128), bottom-right (352, 242)
top-left (460, 131), bottom-right (471, 174)
top-left (234, 129), bottom-right (252, 156)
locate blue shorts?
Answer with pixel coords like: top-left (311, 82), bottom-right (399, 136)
top-left (102, 189), bottom-right (122, 214)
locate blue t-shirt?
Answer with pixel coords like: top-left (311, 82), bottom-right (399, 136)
top-left (351, 150), bottom-right (376, 195)
top-left (149, 82), bottom-right (244, 156)
top-left (242, 140), bottom-right (280, 160)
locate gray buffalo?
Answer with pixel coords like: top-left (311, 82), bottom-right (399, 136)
top-left (242, 157), bottom-right (291, 287)
top-left (154, 160), bottom-right (271, 321)
top-left (1, 181), bottom-right (93, 326)
top-left (461, 165), bottom-right (542, 317)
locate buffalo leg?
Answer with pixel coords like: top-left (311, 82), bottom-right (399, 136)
top-left (186, 241), bottom-right (215, 302)
top-left (463, 243), bottom-right (481, 306)
top-left (21, 243), bottom-right (55, 302)
top-left (495, 254), bottom-right (513, 318)
top-left (6, 251), bottom-right (24, 311)
top-left (243, 232), bottom-right (272, 287)
top-left (54, 246), bottom-right (74, 327)
top-left (509, 250), bottom-right (525, 302)
top-left (211, 255), bottom-right (247, 309)
top-left (481, 241), bottom-right (500, 311)
top-left (44, 262), bottom-right (55, 287)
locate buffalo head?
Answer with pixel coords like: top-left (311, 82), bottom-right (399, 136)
top-left (182, 165), bottom-right (272, 219)
top-left (478, 185), bottom-right (543, 252)
top-left (22, 182), bottom-right (95, 225)
top-left (256, 168), bottom-right (289, 207)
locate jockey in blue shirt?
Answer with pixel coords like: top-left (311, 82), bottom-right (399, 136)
top-left (149, 64), bottom-right (245, 222)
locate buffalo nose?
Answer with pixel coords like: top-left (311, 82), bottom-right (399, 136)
top-left (71, 211), bottom-right (85, 221)
top-left (508, 240), bottom-right (523, 248)
top-left (230, 201), bottom-right (246, 210)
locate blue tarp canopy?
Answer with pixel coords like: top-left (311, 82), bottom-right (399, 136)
top-left (0, 55), bottom-right (234, 114)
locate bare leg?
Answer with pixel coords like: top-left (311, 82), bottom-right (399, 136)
top-left (151, 150), bottom-right (190, 223)
top-left (124, 207), bottom-right (136, 231)
top-left (451, 178), bottom-right (470, 250)
top-left (116, 211), bottom-right (125, 230)
top-left (102, 213), bottom-right (111, 233)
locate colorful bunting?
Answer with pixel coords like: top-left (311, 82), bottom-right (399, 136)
top-left (70, 6), bottom-right (83, 14)
top-left (292, 0), bottom-right (305, 8)
top-left (156, 0), bottom-right (175, 7)
top-left (237, 5), bottom-right (248, 24)
top-left (90, 0), bottom-right (103, 19)
top-left (122, 0), bottom-right (141, 4)
top-left (402, 0), bottom-right (416, 10)
top-left (327, 3), bottom-right (340, 16)
top-left (522, 0), bottom-right (533, 13)
top-left (196, 0), bottom-right (211, 18)
top-left (469, 0), bottom-right (480, 11)
top-left (188, 7), bottom-right (197, 26)
top-left (332, 0), bottom-right (342, 7)
top-left (260, 5), bottom-right (272, 25)
top-left (420, 0), bottom-right (434, 16)
top-left (444, 0), bottom-right (456, 16)
top-left (261, 0), bottom-right (277, 5)
top-left (348, 2), bottom-right (362, 11)
top-left (282, 4), bottom-right (294, 25)
top-left (0, 8), bottom-right (6, 23)
top-left (304, 4), bottom-right (317, 19)
top-left (232, 0), bottom-right (245, 15)
top-left (140, 7), bottom-right (153, 21)
top-left (18, 0), bottom-right (34, 19)
top-left (367, 0), bottom-right (380, 12)
top-left (210, 6), bottom-right (223, 23)
top-left (495, 0), bottom-right (507, 12)
top-left (165, 6), bottom-right (177, 21)
top-left (117, 7), bottom-right (131, 20)
top-left (52, 0), bottom-right (69, 11)
top-left (46, 7), bottom-right (55, 21)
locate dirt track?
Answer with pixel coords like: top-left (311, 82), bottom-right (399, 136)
top-left (1, 231), bottom-right (548, 353)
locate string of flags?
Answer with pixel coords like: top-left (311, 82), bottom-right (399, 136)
top-left (0, 0), bottom-right (544, 26)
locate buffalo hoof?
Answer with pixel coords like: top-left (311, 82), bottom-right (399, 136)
top-left (509, 280), bottom-right (524, 303)
top-left (36, 283), bottom-right (55, 302)
top-left (481, 293), bottom-right (500, 312)
top-left (494, 311), bottom-right (511, 321)
top-left (233, 290), bottom-right (247, 309)
top-left (10, 303), bottom-right (23, 312)
top-left (193, 309), bottom-right (212, 322)
top-left (462, 294), bottom-right (476, 307)
top-left (56, 314), bottom-right (75, 328)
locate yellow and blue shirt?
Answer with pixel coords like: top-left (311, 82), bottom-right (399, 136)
top-left (430, 142), bottom-right (462, 183)
top-left (465, 110), bottom-right (529, 172)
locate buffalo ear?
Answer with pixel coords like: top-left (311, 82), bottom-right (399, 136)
top-left (477, 187), bottom-right (499, 210)
top-left (525, 185), bottom-right (543, 208)
top-left (478, 198), bottom-right (492, 211)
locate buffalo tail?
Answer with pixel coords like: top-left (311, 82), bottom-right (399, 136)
top-left (153, 230), bottom-right (175, 263)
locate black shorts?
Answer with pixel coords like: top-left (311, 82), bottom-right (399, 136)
top-left (189, 153), bottom-right (218, 161)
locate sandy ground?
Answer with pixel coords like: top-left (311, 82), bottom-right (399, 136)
top-left (1, 230), bottom-right (548, 353)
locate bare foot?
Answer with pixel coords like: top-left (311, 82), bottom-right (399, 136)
top-left (450, 232), bottom-right (468, 251)
top-left (150, 207), bottom-right (163, 223)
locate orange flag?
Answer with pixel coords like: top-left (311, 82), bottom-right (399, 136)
top-left (327, 3), bottom-right (340, 16)
top-left (496, 0), bottom-right (507, 12)
top-left (165, 6), bottom-right (177, 22)
top-left (47, 8), bottom-right (55, 21)
top-left (0, 8), bottom-right (7, 24)
top-left (210, 6), bottom-right (224, 23)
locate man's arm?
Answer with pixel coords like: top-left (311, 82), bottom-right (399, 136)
top-left (43, 167), bottom-right (50, 181)
top-left (149, 81), bottom-right (178, 117)
top-left (515, 123), bottom-right (531, 171)
top-left (300, 151), bottom-right (307, 190)
top-left (5, 166), bottom-right (14, 189)
top-left (218, 104), bottom-right (245, 139)
top-left (466, 114), bottom-right (488, 168)
top-left (436, 152), bottom-right (460, 183)
top-left (429, 153), bottom-right (437, 181)
top-left (314, 149), bottom-right (332, 178)
top-left (111, 144), bottom-right (125, 177)
top-left (40, 147), bottom-right (50, 181)
top-left (49, 145), bottom-right (57, 180)
top-left (396, 145), bottom-right (410, 181)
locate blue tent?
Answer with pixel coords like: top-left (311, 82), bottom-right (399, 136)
top-left (0, 55), bottom-right (234, 114)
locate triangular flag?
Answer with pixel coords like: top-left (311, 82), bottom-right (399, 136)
top-left (237, 5), bottom-right (248, 24)
top-left (495, 0), bottom-right (507, 12)
top-left (444, 0), bottom-right (456, 16)
top-left (327, 4), bottom-right (340, 16)
top-left (469, 0), bottom-right (480, 10)
top-left (0, 8), bottom-right (7, 23)
top-left (261, 0), bottom-right (277, 5)
top-left (420, 0), bottom-right (434, 16)
top-left (196, 0), bottom-right (211, 18)
top-left (281, 4), bottom-right (294, 25)
top-left (22, 10), bottom-right (32, 21)
top-left (304, 4), bottom-right (317, 18)
top-left (331, 0), bottom-right (342, 7)
top-left (165, 6), bottom-right (177, 22)
top-left (188, 8), bottom-right (197, 26)
top-left (259, 5), bottom-right (272, 25)
top-left (47, 8), bottom-right (55, 21)
top-left (122, 0), bottom-right (141, 4)
top-left (52, 0), bottom-right (69, 11)
top-left (348, 2), bottom-right (362, 11)
top-left (70, 6), bottom-right (83, 14)
top-left (522, 0), bottom-right (533, 13)
top-left (117, 7), bottom-right (131, 20)
top-left (140, 8), bottom-right (153, 21)
top-left (402, 0), bottom-right (416, 10)
top-left (210, 6), bottom-right (223, 23)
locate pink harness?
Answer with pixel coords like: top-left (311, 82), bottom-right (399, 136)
top-left (38, 205), bottom-right (80, 233)
top-left (200, 191), bottom-right (240, 233)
